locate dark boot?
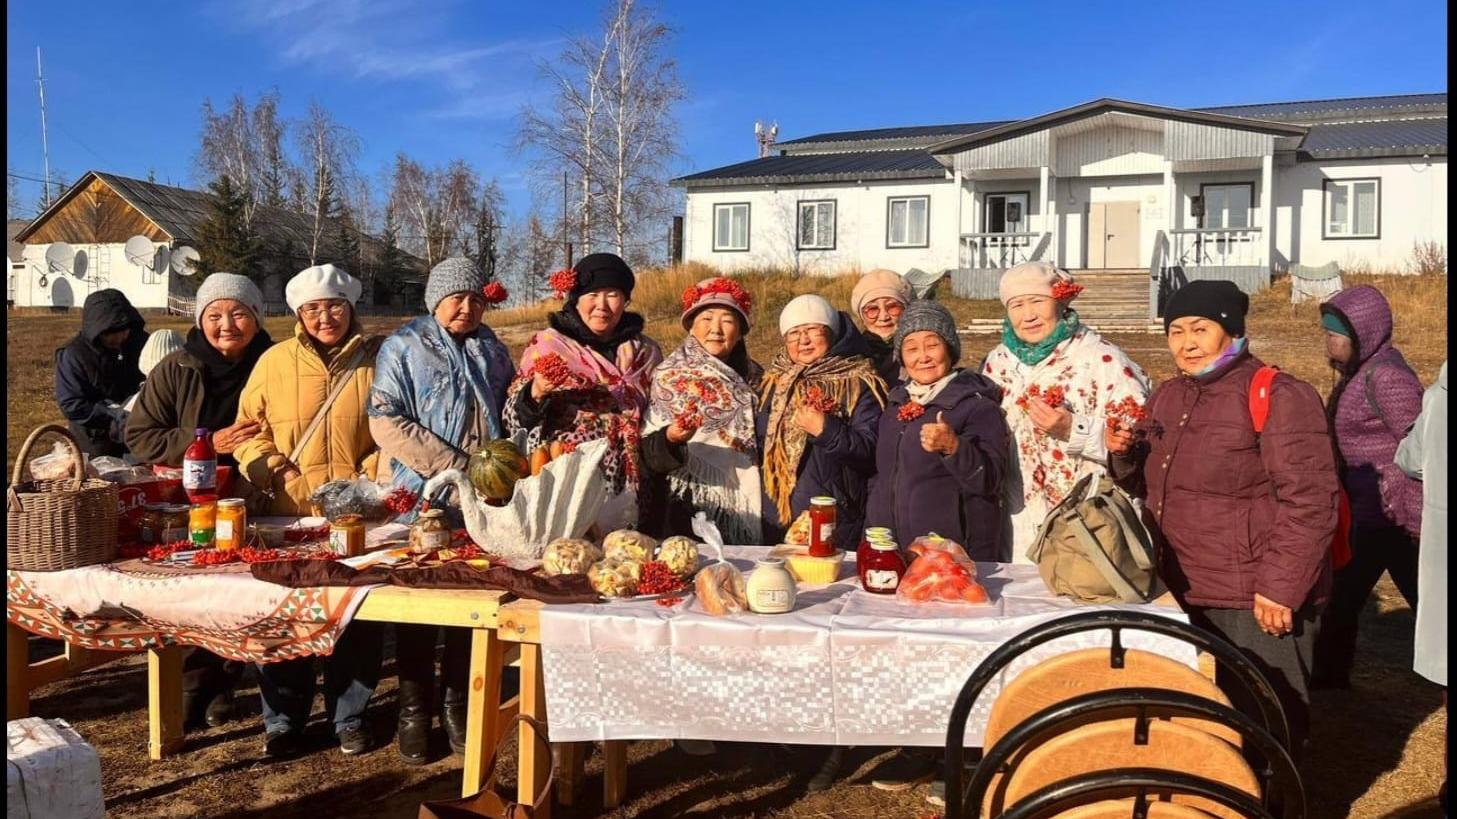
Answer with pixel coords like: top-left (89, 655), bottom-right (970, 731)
top-left (396, 678), bottom-right (433, 765)
top-left (442, 685), bottom-right (468, 756)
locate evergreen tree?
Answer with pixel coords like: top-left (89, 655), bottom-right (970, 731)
top-left (332, 200), bottom-right (361, 270)
top-left (375, 204), bottom-right (410, 306)
top-left (193, 174), bottom-right (263, 279)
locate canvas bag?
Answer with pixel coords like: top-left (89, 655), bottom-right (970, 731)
top-left (1026, 473), bottom-right (1160, 604)
top-left (418, 715), bottom-right (553, 819)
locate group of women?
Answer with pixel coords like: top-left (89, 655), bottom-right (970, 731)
top-left (60, 253), bottom-right (1381, 800)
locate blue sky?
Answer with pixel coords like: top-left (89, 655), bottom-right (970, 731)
top-left (6, 0), bottom-right (1448, 219)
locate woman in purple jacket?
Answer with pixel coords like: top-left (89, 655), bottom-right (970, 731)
top-left (1312, 285), bottom-right (1425, 689)
top-left (1109, 280), bottom-right (1338, 759)
top-left (866, 299), bottom-right (1009, 560)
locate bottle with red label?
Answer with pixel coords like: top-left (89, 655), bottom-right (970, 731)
top-left (182, 428), bottom-right (218, 504)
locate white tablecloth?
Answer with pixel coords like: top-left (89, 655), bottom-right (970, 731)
top-left (538, 546), bottom-right (1196, 746)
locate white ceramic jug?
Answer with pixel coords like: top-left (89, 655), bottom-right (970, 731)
top-left (747, 557), bottom-right (797, 614)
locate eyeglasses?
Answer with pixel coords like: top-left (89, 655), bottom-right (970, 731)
top-left (861, 302), bottom-right (904, 321)
top-left (784, 327), bottom-right (830, 344)
top-left (298, 300), bottom-right (349, 320)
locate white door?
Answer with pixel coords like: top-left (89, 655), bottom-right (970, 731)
top-left (1088, 202), bottom-right (1141, 268)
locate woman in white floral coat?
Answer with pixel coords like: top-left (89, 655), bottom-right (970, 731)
top-left (981, 262), bottom-right (1151, 561)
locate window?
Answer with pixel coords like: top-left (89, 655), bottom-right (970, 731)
top-left (887, 196), bottom-right (929, 248)
top-left (984, 192), bottom-right (1031, 234)
top-left (1200, 183), bottom-right (1253, 229)
top-left (712, 203), bottom-right (750, 251)
top-left (1324, 178), bottom-right (1380, 239)
top-left (796, 200), bottom-right (835, 250)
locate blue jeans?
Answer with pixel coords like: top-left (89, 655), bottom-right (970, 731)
top-left (258, 620), bottom-right (383, 735)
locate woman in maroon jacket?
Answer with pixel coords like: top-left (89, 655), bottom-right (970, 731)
top-left (1109, 280), bottom-right (1338, 758)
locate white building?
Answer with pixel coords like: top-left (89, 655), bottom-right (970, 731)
top-left (675, 94), bottom-right (1446, 318)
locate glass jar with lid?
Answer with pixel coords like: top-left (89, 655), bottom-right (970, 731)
top-left (409, 509), bottom-right (451, 554)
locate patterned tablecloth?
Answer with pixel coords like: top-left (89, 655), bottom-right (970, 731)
top-left (538, 546), bottom-right (1196, 747)
top-left (4, 519), bottom-right (397, 664)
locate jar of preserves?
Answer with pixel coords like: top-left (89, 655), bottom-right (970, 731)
top-left (329, 515), bottom-right (367, 557)
top-left (189, 500), bottom-right (217, 547)
top-left (807, 496), bottom-right (837, 557)
top-left (859, 527), bottom-right (894, 568)
top-left (215, 499), bottom-right (247, 551)
top-left (158, 504), bottom-right (191, 544)
top-left (857, 539), bottom-right (907, 595)
top-left (139, 505), bottom-right (166, 545)
top-left (409, 509), bottom-right (451, 554)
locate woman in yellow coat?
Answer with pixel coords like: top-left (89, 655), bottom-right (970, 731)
top-left (234, 264), bottom-right (384, 758)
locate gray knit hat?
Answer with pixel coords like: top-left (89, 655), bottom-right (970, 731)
top-left (194, 273), bottom-right (264, 327)
top-left (425, 257), bottom-right (485, 312)
top-left (893, 299), bottom-right (961, 364)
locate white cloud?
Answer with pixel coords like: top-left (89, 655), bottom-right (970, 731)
top-left (214, 0), bottom-right (557, 118)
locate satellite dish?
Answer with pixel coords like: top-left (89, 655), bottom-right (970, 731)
top-left (124, 236), bottom-right (155, 267)
top-left (169, 245), bottom-right (201, 277)
top-left (45, 242), bottom-right (74, 275)
top-left (153, 245), bottom-right (171, 276)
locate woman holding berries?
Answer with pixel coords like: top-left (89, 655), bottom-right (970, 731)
top-left (758, 294), bottom-right (886, 553)
top-left (641, 277), bottom-right (764, 544)
top-left (1107, 280), bottom-right (1338, 760)
top-left (866, 299), bottom-right (1009, 561)
top-left (980, 262), bottom-right (1150, 561)
top-left (503, 252), bottom-right (663, 529)
top-left (368, 257), bottom-right (517, 765)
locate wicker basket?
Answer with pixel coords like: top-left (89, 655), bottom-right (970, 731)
top-left (7, 424), bottom-right (119, 571)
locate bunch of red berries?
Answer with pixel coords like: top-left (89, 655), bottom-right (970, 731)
top-left (1050, 279), bottom-right (1085, 301)
top-left (1016, 383), bottom-right (1067, 411)
top-left (800, 385), bottom-right (837, 414)
top-left (1104, 395), bottom-right (1148, 431)
top-left (548, 269), bottom-right (577, 298)
top-left (146, 540), bottom-right (191, 562)
top-left (191, 548), bottom-right (241, 567)
top-left (381, 486), bottom-right (419, 516)
top-left (530, 353), bottom-right (588, 390)
top-left (897, 401), bottom-right (927, 422)
top-left (637, 561), bottom-right (687, 596)
top-left (481, 282), bottom-right (509, 304)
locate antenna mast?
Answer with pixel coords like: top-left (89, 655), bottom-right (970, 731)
top-left (36, 47), bottom-right (52, 207)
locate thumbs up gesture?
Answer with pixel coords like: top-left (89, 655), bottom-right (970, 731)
top-left (920, 411), bottom-right (959, 456)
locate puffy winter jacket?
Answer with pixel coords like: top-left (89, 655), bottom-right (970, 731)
top-left (1321, 286), bottom-right (1425, 536)
top-left (234, 324), bottom-right (383, 515)
top-left (54, 289), bottom-right (148, 456)
top-left (866, 370), bottom-right (1009, 560)
top-left (1113, 347), bottom-right (1337, 611)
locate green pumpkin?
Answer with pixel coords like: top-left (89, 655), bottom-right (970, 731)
top-left (467, 439), bottom-right (530, 501)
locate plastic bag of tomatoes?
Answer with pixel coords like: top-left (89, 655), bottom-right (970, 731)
top-left (895, 534), bottom-right (989, 605)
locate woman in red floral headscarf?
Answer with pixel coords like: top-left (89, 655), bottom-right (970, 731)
top-left (641, 277), bottom-right (763, 543)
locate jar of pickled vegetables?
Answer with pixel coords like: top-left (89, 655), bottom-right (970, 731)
top-left (189, 500), bottom-right (217, 547)
top-left (409, 509), bottom-right (451, 554)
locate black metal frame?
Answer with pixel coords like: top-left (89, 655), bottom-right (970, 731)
top-left (963, 688), bottom-right (1304, 819)
top-left (996, 768), bottom-right (1276, 819)
top-left (941, 611), bottom-right (1291, 819)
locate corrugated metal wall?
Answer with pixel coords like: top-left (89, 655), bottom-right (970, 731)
top-left (1165, 122), bottom-right (1273, 161)
top-left (1055, 126), bottom-right (1165, 177)
top-left (952, 131), bottom-right (1049, 174)
top-left (949, 268), bottom-right (1005, 299)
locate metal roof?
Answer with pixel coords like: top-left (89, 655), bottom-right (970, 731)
top-left (1300, 118), bottom-right (1447, 158)
top-left (1197, 93), bottom-right (1446, 121)
top-left (775, 120), bottom-right (1010, 148)
top-left (671, 149), bottom-right (946, 187)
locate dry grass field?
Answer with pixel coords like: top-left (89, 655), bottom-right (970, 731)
top-left (6, 266), bottom-right (1448, 818)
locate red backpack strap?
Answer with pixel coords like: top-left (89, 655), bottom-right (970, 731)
top-left (1248, 366), bottom-right (1280, 434)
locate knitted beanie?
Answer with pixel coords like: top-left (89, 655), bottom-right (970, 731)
top-left (851, 269), bottom-right (911, 316)
top-left (1321, 311), bottom-right (1354, 338)
top-left (286, 263), bottom-right (363, 313)
top-left (425, 257), bottom-right (486, 313)
top-left (195, 273), bottom-right (264, 327)
top-left (894, 299), bottom-right (961, 364)
top-left (779, 294), bottom-right (840, 337)
top-left (138, 329), bottom-right (184, 377)
top-left (568, 253), bottom-right (636, 303)
top-left (1163, 280), bottom-right (1249, 337)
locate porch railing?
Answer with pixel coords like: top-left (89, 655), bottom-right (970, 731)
top-left (1169, 227), bottom-right (1264, 268)
top-left (959, 232), bottom-right (1049, 269)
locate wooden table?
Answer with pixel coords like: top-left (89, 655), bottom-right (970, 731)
top-left (8, 585), bottom-right (517, 799)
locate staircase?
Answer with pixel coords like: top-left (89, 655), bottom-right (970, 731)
top-left (962, 268), bottom-right (1162, 335)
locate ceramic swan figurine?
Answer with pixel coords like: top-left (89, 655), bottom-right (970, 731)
top-left (422, 438), bottom-right (613, 560)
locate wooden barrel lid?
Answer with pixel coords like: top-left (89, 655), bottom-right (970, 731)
top-left (984, 648), bottom-right (1240, 748)
top-left (992, 720), bottom-right (1258, 819)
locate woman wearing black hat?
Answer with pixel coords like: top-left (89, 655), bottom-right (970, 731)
top-left (503, 253), bottom-right (663, 528)
top-left (1108, 279), bottom-right (1339, 760)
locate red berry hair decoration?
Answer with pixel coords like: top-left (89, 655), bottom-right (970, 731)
top-left (1050, 277), bottom-right (1084, 301)
top-left (481, 281), bottom-right (509, 305)
top-left (548, 268), bottom-right (577, 299)
top-left (681, 277), bottom-right (753, 315)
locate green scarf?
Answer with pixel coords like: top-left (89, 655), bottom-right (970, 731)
top-left (1001, 309), bottom-right (1081, 367)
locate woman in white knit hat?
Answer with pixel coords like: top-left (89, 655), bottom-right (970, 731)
top-left (980, 261), bottom-right (1150, 560)
top-left (236, 263), bottom-right (384, 759)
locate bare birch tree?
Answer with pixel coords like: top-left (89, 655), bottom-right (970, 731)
top-left (253, 91), bottom-right (290, 208)
top-left (296, 101), bottom-right (360, 265)
top-left (197, 94), bottom-right (260, 228)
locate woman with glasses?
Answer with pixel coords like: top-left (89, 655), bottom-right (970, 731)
top-left (851, 269), bottom-right (913, 385)
top-left (235, 264), bottom-right (385, 759)
top-left (235, 265), bottom-right (382, 516)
